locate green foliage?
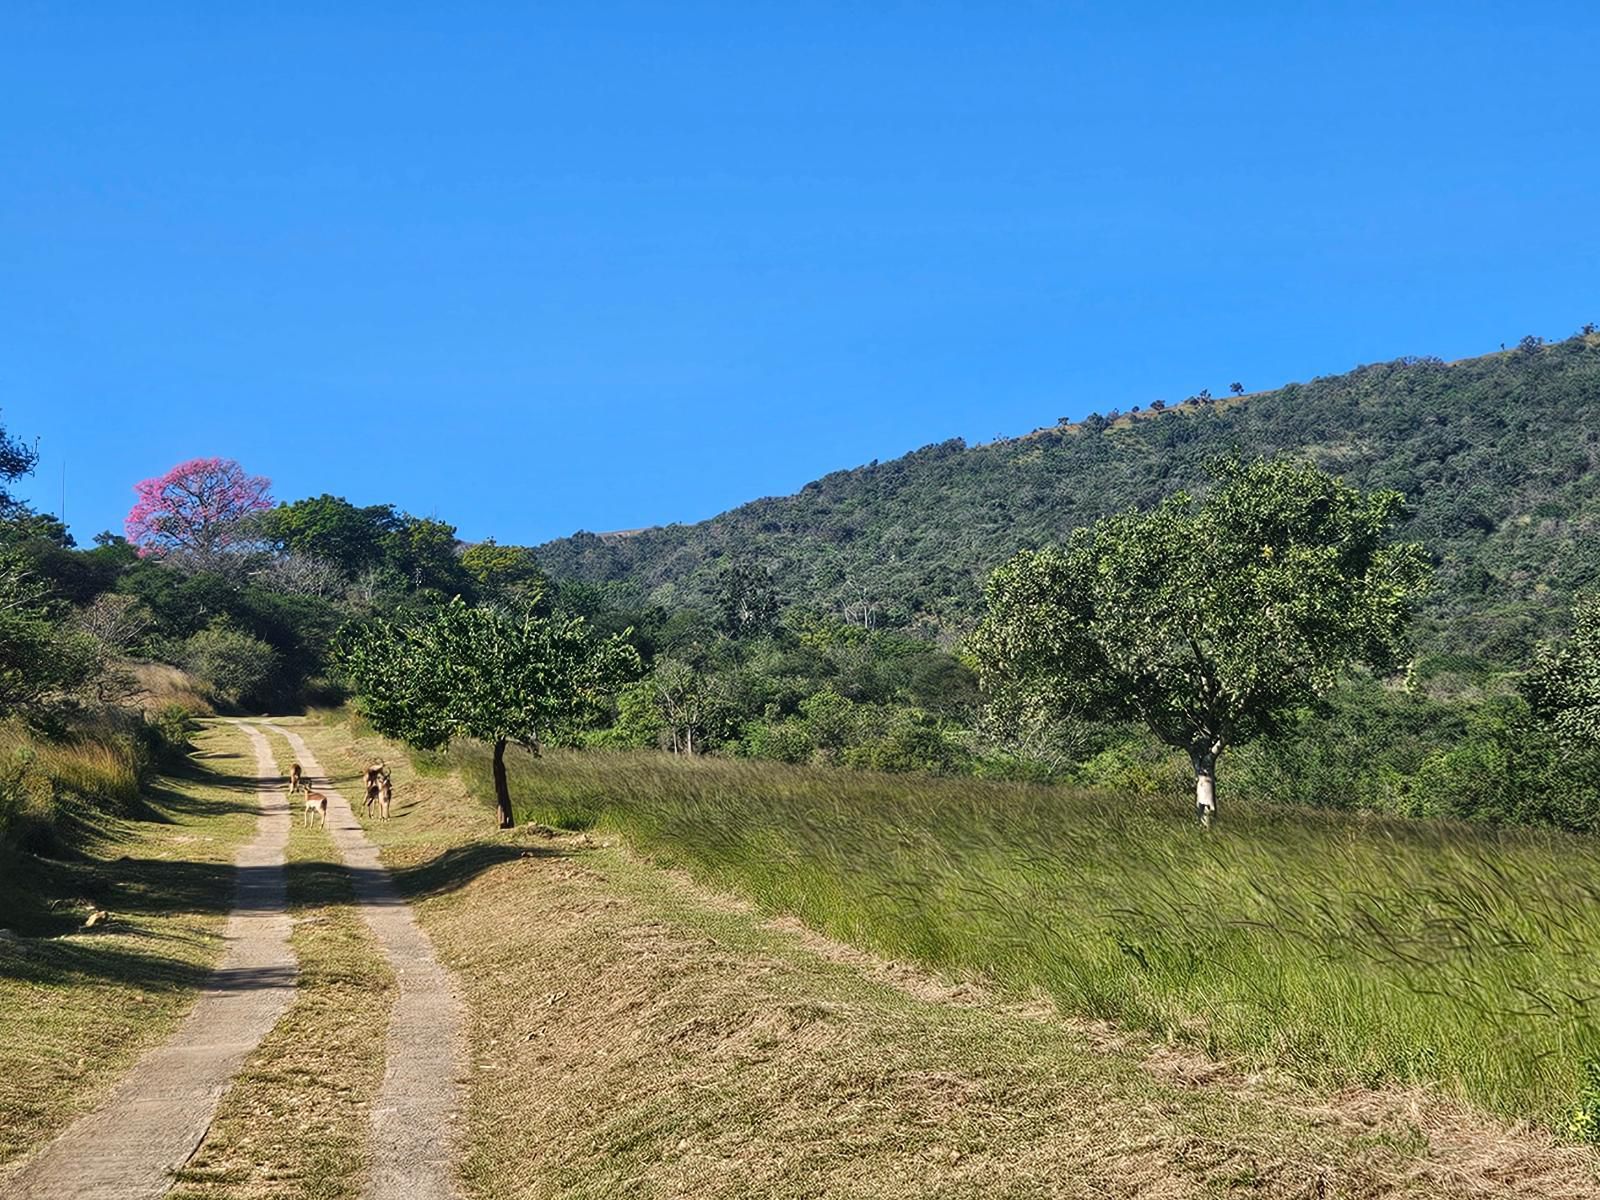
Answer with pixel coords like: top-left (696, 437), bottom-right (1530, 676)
top-left (1526, 594), bottom-right (1600, 748)
top-left (179, 624), bottom-right (281, 706)
top-left (0, 550), bottom-right (99, 724)
top-left (713, 560), bottom-right (780, 638)
top-left (149, 703), bottom-right (197, 761)
top-left (970, 458), bottom-right (1429, 800)
top-left (533, 339), bottom-right (1600, 661)
top-left (1568, 1058), bottom-right (1600, 1145)
top-left (460, 540), bottom-right (546, 601)
top-left (337, 598), bottom-right (640, 757)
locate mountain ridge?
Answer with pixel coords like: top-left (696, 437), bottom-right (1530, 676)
top-left (537, 335), bottom-right (1600, 664)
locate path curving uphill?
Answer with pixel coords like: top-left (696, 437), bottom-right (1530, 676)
top-left (6, 724), bottom-right (296, 1200)
top-left (267, 724), bottom-right (465, 1200)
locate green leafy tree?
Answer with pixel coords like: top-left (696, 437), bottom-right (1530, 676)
top-left (970, 458), bottom-right (1429, 823)
top-left (1526, 595), bottom-right (1600, 748)
top-left (256, 494), bottom-right (403, 577)
top-left (337, 599), bottom-right (639, 827)
top-left (713, 560), bottom-right (780, 638)
top-left (0, 550), bottom-right (98, 721)
top-left (460, 540), bottom-right (546, 601)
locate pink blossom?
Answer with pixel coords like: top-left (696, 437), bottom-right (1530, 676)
top-left (125, 457), bottom-right (274, 557)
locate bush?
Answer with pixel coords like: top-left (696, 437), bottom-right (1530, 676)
top-left (741, 718), bottom-right (812, 764)
top-left (149, 703), bottom-right (197, 763)
top-left (845, 709), bottom-right (967, 774)
top-left (0, 718), bottom-right (149, 851)
top-left (180, 625), bottom-right (280, 706)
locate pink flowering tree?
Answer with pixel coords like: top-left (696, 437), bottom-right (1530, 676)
top-left (125, 458), bottom-right (274, 558)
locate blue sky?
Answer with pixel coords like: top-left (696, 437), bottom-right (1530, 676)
top-left (3, 3), bottom-right (1597, 546)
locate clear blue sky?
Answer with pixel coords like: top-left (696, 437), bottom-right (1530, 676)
top-left (4, 3), bottom-right (1597, 546)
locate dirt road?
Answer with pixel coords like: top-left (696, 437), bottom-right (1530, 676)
top-left (7, 725), bottom-right (295, 1200)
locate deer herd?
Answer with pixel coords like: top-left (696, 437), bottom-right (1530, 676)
top-left (289, 756), bottom-right (394, 828)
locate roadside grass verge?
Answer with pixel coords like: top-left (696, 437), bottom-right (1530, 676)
top-left (435, 742), bottom-right (1600, 1136)
top-left (170, 753), bottom-right (395, 1200)
top-left (0, 721), bottom-right (258, 1179)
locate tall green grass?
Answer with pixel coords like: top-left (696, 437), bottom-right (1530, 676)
top-left (444, 742), bottom-right (1600, 1133)
top-left (0, 708), bottom-right (194, 854)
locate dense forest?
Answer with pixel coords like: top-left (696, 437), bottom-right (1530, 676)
top-left (538, 333), bottom-right (1600, 667)
top-left (3, 332), bottom-right (1599, 851)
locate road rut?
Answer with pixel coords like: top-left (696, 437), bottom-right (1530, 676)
top-left (268, 724), bottom-right (464, 1200)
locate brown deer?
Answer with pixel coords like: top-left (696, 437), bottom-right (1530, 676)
top-left (377, 775), bottom-right (393, 819)
top-left (361, 760), bottom-right (386, 820)
top-left (303, 789), bottom-right (328, 828)
top-left (289, 762), bottom-right (303, 793)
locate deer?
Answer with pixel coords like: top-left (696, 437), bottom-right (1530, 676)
top-left (303, 789), bottom-right (328, 828)
top-left (289, 762), bottom-right (303, 794)
top-left (377, 775), bottom-right (393, 820)
top-left (359, 760), bottom-right (386, 820)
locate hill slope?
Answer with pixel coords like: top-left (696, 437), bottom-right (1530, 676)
top-left (538, 335), bottom-right (1600, 663)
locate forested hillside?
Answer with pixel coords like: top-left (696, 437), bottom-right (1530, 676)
top-left (538, 333), bottom-right (1600, 665)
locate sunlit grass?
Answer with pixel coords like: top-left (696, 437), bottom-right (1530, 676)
top-left (443, 742), bottom-right (1600, 1132)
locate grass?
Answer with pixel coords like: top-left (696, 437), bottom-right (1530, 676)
top-left (170, 735), bottom-right (395, 1200)
top-left (0, 721), bottom-right (259, 1181)
top-left (426, 742), bottom-right (1600, 1136)
top-left (287, 713), bottom-right (1600, 1195)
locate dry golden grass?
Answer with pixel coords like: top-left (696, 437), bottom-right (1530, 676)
top-left (126, 660), bottom-right (219, 715)
top-left (0, 723), bottom-right (257, 1183)
top-left (289, 714), bottom-right (1600, 1199)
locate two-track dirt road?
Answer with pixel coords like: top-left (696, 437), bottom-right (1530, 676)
top-left (5, 722), bottom-right (463, 1200)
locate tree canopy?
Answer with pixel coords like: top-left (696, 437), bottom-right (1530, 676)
top-left (969, 457), bottom-right (1430, 819)
top-left (1526, 594), bottom-right (1600, 749)
top-left (125, 457), bottom-right (273, 559)
top-left (336, 598), bottom-right (639, 826)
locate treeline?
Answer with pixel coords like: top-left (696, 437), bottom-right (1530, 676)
top-left (6, 330), bottom-right (1600, 844)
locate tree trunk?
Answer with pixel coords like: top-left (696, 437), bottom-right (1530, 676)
top-left (1191, 748), bottom-right (1218, 828)
top-left (492, 737), bottom-right (515, 829)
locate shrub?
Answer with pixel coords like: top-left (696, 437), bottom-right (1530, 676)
top-left (845, 709), bottom-right (966, 774)
top-left (149, 703), bottom-right (197, 762)
top-left (180, 624), bottom-right (280, 706)
top-left (741, 718), bottom-right (812, 764)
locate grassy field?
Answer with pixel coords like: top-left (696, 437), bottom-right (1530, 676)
top-left (0, 721), bottom-right (259, 1181)
top-left (287, 713), bottom-right (1600, 1195)
top-left (431, 742), bottom-right (1600, 1136)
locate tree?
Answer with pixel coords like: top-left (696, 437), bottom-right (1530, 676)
top-left (0, 549), bottom-right (98, 721)
top-left (713, 560), bottom-right (780, 638)
top-left (256, 494), bottom-right (403, 576)
top-left (337, 599), bottom-right (639, 827)
top-left (970, 458), bottom-right (1429, 823)
top-left (1525, 595), bottom-right (1600, 748)
top-left (181, 623), bottom-right (282, 705)
top-left (0, 414), bottom-right (39, 515)
top-left (1229, 381), bottom-right (1244, 395)
top-left (125, 458), bottom-right (273, 559)
top-left (460, 540), bottom-right (546, 601)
